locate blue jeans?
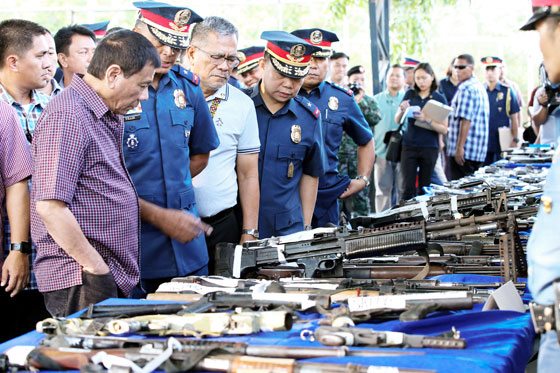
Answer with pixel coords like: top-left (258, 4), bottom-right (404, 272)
top-left (538, 331), bottom-right (560, 373)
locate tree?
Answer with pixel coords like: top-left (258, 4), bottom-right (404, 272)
top-left (329, 0), bottom-right (457, 63)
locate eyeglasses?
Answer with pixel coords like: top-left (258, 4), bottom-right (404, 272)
top-left (193, 45), bottom-right (240, 68)
top-left (453, 65), bottom-right (471, 70)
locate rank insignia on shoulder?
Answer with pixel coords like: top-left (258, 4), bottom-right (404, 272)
top-left (328, 96), bottom-right (339, 110)
top-left (126, 133), bottom-right (139, 149)
top-left (174, 89), bottom-right (187, 109)
top-left (331, 82), bottom-right (353, 96)
top-left (291, 124), bottom-right (302, 144)
top-left (124, 103), bottom-right (142, 122)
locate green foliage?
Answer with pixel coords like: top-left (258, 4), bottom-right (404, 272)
top-left (329, 0), bottom-right (457, 63)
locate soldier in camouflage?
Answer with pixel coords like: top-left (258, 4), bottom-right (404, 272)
top-left (338, 69), bottom-right (381, 217)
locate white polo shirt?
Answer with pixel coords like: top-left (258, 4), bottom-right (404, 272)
top-left (193, 84), bottom-right (260, 217)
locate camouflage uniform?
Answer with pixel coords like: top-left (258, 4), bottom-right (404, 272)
top-left (338, 94), bottom-right (382, 217)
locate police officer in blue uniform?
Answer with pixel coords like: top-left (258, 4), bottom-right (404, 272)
top-left (248, 31), bottom-right (326, 239)
top-left (125, 1), bottom-right (219, 296)
top-left (522, 2), bottom-right (560, 371)
top-left (291, 28), bottom-right (374, 227)
top-left (481, 56), bottom-right (520, 165)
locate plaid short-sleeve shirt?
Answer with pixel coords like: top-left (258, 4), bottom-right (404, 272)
top-left (0, 84), bottom-right (50, 290)
top-left (0, 101), bottom-right (32, 265)
top-left (446, 76), bottom-right (490, 162)
top-left (31, 75), bottom-right (140, 295)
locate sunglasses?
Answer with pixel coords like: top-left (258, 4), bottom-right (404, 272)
top-left (453, 65), bottom-right (471, 70)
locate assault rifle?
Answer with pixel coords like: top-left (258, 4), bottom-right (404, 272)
top-left (37, 310), bottom-right (293, 337)
top-left (147, 276), bottom-right (524, 303)
top-left (351, 188), bottom-right (540, 227)
top-left (306, 326), bottom-right (466, 349)
top-left (83, 291), bottom-right (330, 319)
top-left (214, 222), bottom-right (428, 279)
top-left (343, 255), bottom-right (503, 279)
top-left (12, 344), bottom-right (431, 373)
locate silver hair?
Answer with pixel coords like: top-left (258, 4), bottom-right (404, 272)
top-left (190, 16), bottom-right (238, 45)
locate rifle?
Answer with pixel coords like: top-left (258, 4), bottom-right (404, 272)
top-left (147, 276), bottom-right (523, 301)
top-left (343, 264), bottom-right (501, 279)
top-left (306, 326), bottom-right (466, 349)
top-left (214, 222), bottom-right (428, 279)
top-left (320, 292), bottom-right (478, 322)
top-left (84, 291), bottom-right (330, 319)
top-left (18, 346), bottom-right (431, 372)
top-left (351, 188), bottom-right (540, 226)
top-left (37, 310), bottom-right (293, 337)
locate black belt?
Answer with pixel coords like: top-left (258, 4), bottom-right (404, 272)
top-left (201, 206), bottom-right (235, 225)
top-left (529, 281), bottom-right (560, 341)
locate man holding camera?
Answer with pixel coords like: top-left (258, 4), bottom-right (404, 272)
top-left (292, 28), bottom-right (374, 226)
top-left (530, 67), bottom-right (560, 146)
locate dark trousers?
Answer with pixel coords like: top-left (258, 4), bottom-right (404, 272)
top-left (202, 206), bottom-right (241, 275)
top-left (484, 151), bottom-right (501, 166)
top-left (400, 145), bottom-right (439, 201)
top-left (0, 289), bottom-right (50, 342)
top-left (447, 156), bottom-right (483, 180)
top-left (43, 270), bottom-right (119, 317)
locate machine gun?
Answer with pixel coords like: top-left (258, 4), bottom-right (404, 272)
top-left (214, 222), bottom-right (428, 279)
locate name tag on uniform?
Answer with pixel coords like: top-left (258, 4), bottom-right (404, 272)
top-left (124, 103), bottom-right (143, 122)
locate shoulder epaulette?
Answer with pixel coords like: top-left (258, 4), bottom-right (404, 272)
top-left (294, 96), bottom-right (320, 119)
top-left (171, 64), bottom-right (200, 86)
top-left (329, 82), bottom-right (354, 96)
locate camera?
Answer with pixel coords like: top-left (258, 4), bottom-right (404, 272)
top-left (348, 83), bottom-right (363, 96)
top-left (544, 83), bottom-right (560, 110)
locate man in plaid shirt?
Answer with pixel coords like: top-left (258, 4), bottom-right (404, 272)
top-left (446, 54), bottom-right (489, 180)
top-left (32, 30), bottom-right (160, 317)
top-left (0, 19), bottom-right (54, 341)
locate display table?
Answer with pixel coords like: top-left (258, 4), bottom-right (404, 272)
top-left (0, 275), bottom-right (536, 373)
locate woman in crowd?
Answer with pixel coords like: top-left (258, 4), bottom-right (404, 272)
top-left (395, 62), bottom-right (448, 201)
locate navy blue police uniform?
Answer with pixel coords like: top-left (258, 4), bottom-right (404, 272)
top-left (292, 28), bottom-right (373, 227)
top-left (251, 31), bottom-right (326, 239)
top-left (124, 2), bottom-right (219, 289)
top-left (521, 5), bottom-right (560, 371)
top-left (301, 81), bottom-right (372, 227)
top-left (481, 56), bottom-right (520, 165)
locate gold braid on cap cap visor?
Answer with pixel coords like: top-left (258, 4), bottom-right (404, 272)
top-left (266, 47), bottom-right (310, 67)
top-left (533, 5), bottom-right (560, 16)
top-left (148, 26), bottom-right (189, 49)
top-left (270, 56), bottom-right (310, 77)
top-left (237, 59), bottom-right (261, 74)
top-left (141, 16), bottom-right (191, 38)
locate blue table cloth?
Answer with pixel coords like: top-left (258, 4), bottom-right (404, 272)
top-left (0, 275), bottom-right (536, 373)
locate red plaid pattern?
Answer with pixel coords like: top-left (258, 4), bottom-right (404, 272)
top-left (0, 101), bottom-right (32, 265)
top-left (31, 75), bottom-right (140, 295)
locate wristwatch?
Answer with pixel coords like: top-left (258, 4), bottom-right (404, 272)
top-left (355, 175), bottom-right (370, 187)
top-left (242, 229), bottom-right (259, 239)
top-left (10, 242), bottom-right (31, 255)
top-left (512, 137), bottom-right (520, 144)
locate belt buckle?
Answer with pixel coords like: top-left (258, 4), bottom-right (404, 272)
top-left (555, 281), bottom-right (560, 343)
top-left (529, 302), bottom-right (555, 334)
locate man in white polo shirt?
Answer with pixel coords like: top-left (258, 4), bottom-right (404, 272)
top-left (189, 16), bottom-right (260, 274)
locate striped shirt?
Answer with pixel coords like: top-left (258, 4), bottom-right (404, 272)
top-left (0, 101), bottom-right (32, 265)
top-left (31, 75), bottom-right (140, 295)
top-left (446, 76), bottom-right (489, 162)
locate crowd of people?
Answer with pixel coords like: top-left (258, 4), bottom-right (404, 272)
top-left (0, 0), bottom-right (554, 350)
